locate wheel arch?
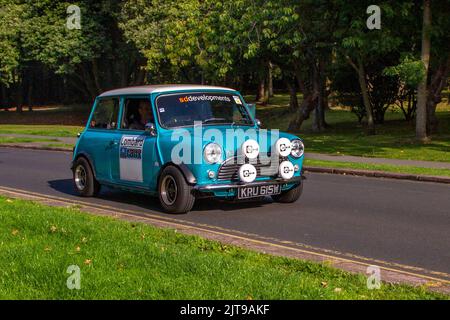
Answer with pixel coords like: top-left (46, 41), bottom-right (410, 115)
top-left (72, 152), bottom-right (97, 179)
top-left (157, 162), bottom-right (197, 187)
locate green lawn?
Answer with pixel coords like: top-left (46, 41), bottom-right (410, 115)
top-left (0, 196), bottom-right (446, 300)
top-left (0, 136), bottom-right (60, 144)
top-left (250, 94), bottom-right (450, 163)
top-left (0, 137), bottom-right (74, 150)
top-left (0, 125), bottom-right (83, 137)
top-left (305, 159), bottom-right (450, 177)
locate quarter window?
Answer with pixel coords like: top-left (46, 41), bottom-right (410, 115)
top-left (89, 98), bottom-right (119, 129)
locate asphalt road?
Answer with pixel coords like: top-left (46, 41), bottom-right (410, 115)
top-left (0, 147), bottom-right (449, 275)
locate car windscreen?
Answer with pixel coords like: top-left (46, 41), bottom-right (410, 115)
top-left (155, 93), bottom-right (254, 128)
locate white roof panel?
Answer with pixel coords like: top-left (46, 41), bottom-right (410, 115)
top-left (98, 84), bottom-right (236, 97)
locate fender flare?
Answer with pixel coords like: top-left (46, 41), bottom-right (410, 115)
top-left (159, 162), bottom-right (197, 185)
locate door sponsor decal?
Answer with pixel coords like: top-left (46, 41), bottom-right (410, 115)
top-left (119, 135), bottom-right (145, 182)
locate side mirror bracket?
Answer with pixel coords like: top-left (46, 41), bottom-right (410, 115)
top-left (145, 122), bottom-right (157, 136)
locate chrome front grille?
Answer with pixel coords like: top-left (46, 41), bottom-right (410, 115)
top-left (217, 156), bottom-right (281, 181)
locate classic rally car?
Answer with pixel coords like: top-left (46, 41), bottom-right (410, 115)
top-left (71, 85), bottom-right (305, 213)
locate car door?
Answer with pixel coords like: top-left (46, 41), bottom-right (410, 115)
top-left (82, 97), bottom-right (121, 183)
top-left (110, 96), bottom-right (158, 190)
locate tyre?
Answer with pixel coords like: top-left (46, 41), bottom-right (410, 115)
top-left (272, 183), bottom-right (303, 203)
top-left (73, 157), bottom-right (101, 197)
top-left (158, 166), bottom-right (195, 214)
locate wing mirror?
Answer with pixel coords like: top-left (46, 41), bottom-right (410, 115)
top-left (145, 122), bottom-right (157, 136)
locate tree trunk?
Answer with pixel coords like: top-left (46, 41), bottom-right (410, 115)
top-left (356, 59), bottom-right (375, 135)
top-left (416, 0), bottom-right (431, 142)
top-left (311, 63), bottom-right (322, 132)
top-left (268, 61), bottom-right (274, 97)
top-left (285, 80), bottom-right (299, 112)
top-left (287, 92), bottom-right (318, 132)
top-left (256, 78), bottom-right (265, 102)
top-left (317, 59), bottom-right (329, 129)
top-left (426, 55), bottom-right (450, 134)
top-left (286, 66), bottom-right (317, 131)
top-left (1, 84), bottom-right (7, 109)
top-left (91, 59), bottom-right (102, 94)
top-left (27, 68), bottom-right (33, 111)
top-left (16, 83), bottom-right (23, 113)
top-left (79, 64), bottom-right (99, 100)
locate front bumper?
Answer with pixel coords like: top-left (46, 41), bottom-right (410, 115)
top-left (193, 176), bottom-right (302, 192)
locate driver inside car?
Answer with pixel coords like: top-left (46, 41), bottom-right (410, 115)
top-left (129, 100), bottom-right (153, 130)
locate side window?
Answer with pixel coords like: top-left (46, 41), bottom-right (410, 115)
top-left (121, 98), bottom-right (154, 131)
top-left (89, 98), bottom-right (119, 129)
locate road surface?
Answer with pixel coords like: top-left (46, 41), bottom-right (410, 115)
top-left (0, 147), bottom-right (449, 276)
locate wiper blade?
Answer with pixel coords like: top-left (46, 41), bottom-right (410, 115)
top-left (202, 118), bottom-right (227, 123)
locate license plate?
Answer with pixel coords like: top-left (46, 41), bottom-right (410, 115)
top-left (237, 184), bottom-right (281, 199)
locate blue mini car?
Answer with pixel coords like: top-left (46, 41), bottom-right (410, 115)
top-left (72, 85), bottom-right (305, 213)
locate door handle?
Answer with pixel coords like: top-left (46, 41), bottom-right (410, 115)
top-left (109, 140), bottom-right (119, 146)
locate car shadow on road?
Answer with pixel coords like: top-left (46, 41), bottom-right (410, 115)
top-left (47, 179), bottom-right (273, 215)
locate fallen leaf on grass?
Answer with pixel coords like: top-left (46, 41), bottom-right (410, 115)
top-left (84, 259), bottom-right (92, 265)
top-left (425, 281), bottom-right (442, 288)
top-left (50, 225), bottom-right (57, 233)
top-left (334, 287), bottom-right (342, 293)
top-left (11, 229), bottom-right (19, 236)
top-left (321, 281), bottom-right (328, 288)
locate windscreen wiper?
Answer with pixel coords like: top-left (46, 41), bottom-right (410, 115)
top-left (202, 118), bottom-right (227, 123)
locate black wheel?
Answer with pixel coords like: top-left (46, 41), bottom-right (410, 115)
top-left (272, 183), bottom-right (303, 203)
top-left (73, 157), bottom-right (100, 197)
top-left (158, 166), bottom-right (195, 214)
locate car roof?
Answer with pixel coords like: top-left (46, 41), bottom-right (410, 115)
top-left (98, 84), bottom-right (236, 98)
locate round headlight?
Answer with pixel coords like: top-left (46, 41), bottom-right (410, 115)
top-left (291, 139), bottom-right (304, 158)
top-left (203, 143), bottom-right (222, 164)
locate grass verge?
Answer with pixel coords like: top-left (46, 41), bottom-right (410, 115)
top-left (0, 137), bottom-right (59, 144)
top-left (0, 137), bottom-right (74, 150)
top-left (0, 196), bottom-right (446, 300)
top-left (304, 159), bottom-right (450, 178)
top-left (0, 125), bottom-right (83, 137)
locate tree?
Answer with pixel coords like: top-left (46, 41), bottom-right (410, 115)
top-left (416, 0), bottom-right (431, 142)
top-left (0, 0), bottom-right (26, 111)
top-left (21, 0), bottom-right (144, 100)
top-left (336, 1), bottom-right (412, 134)
top-left (384, 56), bottom-right (425, 121)
top-left (424, 0), bottom-right (450, 134)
